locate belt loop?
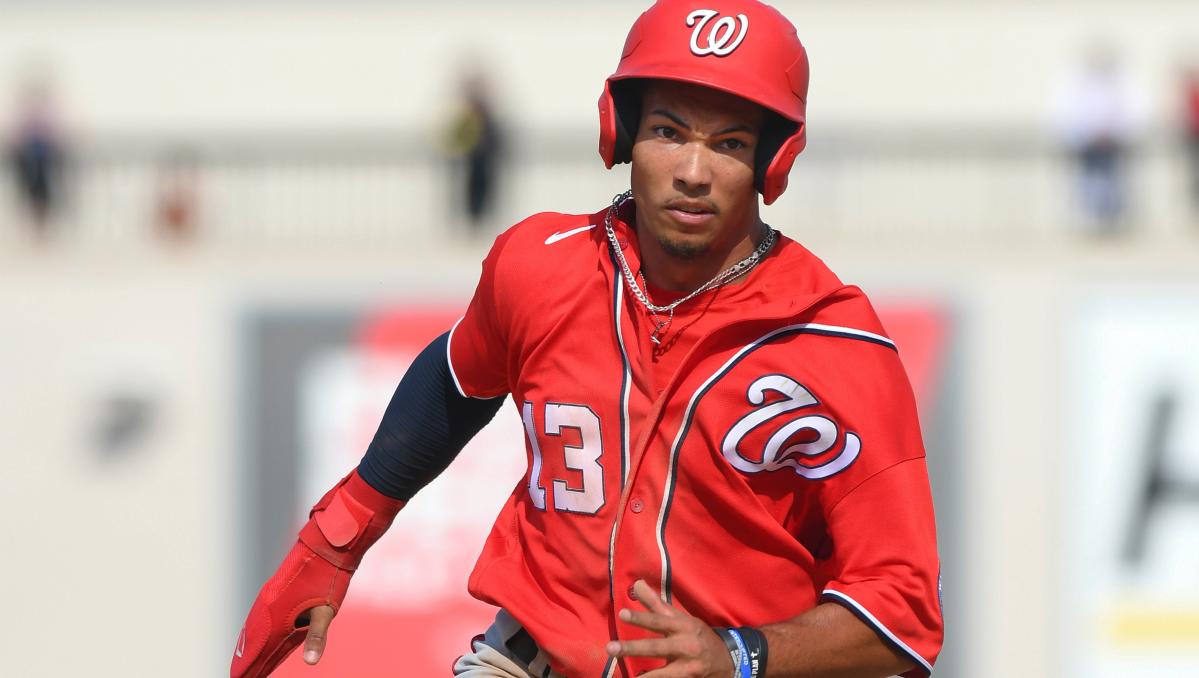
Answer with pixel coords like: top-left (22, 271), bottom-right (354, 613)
top-left (505, 627), bottom-right (540, 667)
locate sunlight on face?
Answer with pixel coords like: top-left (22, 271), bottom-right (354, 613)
top-left (630, 80), bottom-right (766, 261)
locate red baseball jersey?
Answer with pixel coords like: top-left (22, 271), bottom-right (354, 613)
top-left (448, 206), bottom-right (943, 677)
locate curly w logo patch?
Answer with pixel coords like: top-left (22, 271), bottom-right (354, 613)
top-left (721, 374), bottom-right (861, 479)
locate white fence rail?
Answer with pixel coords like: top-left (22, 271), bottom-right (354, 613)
top-left (3, 126), bottom-right (1194, 249)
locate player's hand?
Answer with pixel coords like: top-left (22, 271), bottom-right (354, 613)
top-left (605, 579), bottom-right (734, 678)
top-left (230, 541), bottom-right (353, 678)
top-left (231, 470), bottom-right (405, 677)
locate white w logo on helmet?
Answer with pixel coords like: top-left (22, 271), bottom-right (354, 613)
top-left (686, 9), bottom-right (749, 57)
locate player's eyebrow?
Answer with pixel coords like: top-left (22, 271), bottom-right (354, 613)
top-left (714, 123), bottom-right (756, 136)
top-left (648, 107), bottom-right (756, 136)
top-left (649, 108), bottom-right (691, 130)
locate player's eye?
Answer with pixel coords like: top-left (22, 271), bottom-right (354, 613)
top-left (718, 137), bottom-right (749, 151)
top-left (652, 125), bottom-right (679, 140)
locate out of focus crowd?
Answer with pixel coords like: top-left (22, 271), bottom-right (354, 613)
top-left (6, 47), bottom-right (1199, 248)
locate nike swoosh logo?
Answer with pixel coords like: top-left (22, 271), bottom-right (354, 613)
top-left (544, 224), bottom-right (596, 245)
top-left (235, 628), bottom-right (246, 658)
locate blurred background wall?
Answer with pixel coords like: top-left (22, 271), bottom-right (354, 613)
top-left (1, 1), bottom-right (1197, 677)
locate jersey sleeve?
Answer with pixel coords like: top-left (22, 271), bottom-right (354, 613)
top-left (820, 459), bottom-right (942, 677)
top-left (447, 229), bottom-right (516, 399)
top-left (787, 302), bottom-right (943, 674)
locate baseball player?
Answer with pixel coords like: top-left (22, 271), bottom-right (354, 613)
top-left (231, 1), bottom-right (944, 676)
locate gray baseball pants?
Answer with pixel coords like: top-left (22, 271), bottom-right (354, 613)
top-left (452, 609), bottom-right (570, 678)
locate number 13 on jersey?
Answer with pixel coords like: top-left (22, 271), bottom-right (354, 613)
top-left (521, 401), bottom-right (606, 515)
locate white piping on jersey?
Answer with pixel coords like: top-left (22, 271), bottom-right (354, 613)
top-left (605, 271), bottom-right (633, 678)
top-left (614, 284), bottom-right (633, 487)
top-left (446, 317), bottom-right (505, 400)
top-left (446, 317), bottom-right (472, 398)
top-left (791, 322), bottom-right (896, 349)
top-left (654, 321), bottom-right (897, 603)
top-left (821, 589), bottom-right (934, 675)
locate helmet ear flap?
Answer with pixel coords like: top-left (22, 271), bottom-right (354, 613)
top-left (754, 113), bottom-right (797, 197)
top-left (759, 120), bottom-right (806, 205)
top-left (598, 83), bottom-right (619, 168)
top-left (607, 80), bottom-right (643, 165)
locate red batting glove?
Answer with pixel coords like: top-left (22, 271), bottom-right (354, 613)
top-left (231, 470), bottom-right (405, 678)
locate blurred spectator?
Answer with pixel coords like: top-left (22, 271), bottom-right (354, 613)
top-left (1054, 45), bottom-right (1137, 236)
top-left (154, 148), bottom-right (201, 244)
top-left (8, 74), bottom-right (66, 240)
top-left (1184, 66), bottom-right (1199, 213)
top-left (445, 68), bottom-right (505, 236)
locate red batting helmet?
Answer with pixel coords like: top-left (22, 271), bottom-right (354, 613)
top-left (598, 0), bottom-right (809, 205)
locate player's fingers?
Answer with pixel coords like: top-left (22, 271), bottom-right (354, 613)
top-left (631, 579), bottom-right (677, 616)
top-left (605, 636), bottom-right (680, 659)
top-left (618, 607), bottom-right (686, 634)
top-left (300, 604), bottom-right (336, 664)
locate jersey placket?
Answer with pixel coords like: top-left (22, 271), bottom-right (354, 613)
top-left (603, 262), bottom-right (846, 677)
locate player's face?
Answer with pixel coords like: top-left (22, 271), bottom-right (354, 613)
top-left (630, 80), bottom-right (765, 262)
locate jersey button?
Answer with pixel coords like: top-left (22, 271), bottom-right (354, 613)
top-left (627, 584), bottom-right (637, 601)
top-left (618, 237), bottom-right (630, 249)
top-left (630, 498), bottom-right (644, 514)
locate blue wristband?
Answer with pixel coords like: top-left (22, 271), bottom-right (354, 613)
top-left (726, 628), bottom-right (753, 678)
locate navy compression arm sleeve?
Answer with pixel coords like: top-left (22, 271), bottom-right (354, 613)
top-left (356, 332), bottom-right (504, 500)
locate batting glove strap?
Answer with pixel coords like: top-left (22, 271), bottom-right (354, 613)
top-left (714, 627), bottom-right (768, 678)
top-left (298, 469), bottom-right (406, 571)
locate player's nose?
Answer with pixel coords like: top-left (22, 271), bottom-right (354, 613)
top-left (672, 142), bottom-right (713, 192)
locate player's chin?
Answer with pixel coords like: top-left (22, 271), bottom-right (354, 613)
top-left (655, 228), bottom-right (714, 261)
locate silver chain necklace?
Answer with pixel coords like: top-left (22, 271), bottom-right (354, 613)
top-left (604, 189), bottom-right (777, 345)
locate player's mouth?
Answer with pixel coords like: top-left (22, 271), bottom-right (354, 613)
top-left (664, 199), bottom-right (718, 227)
